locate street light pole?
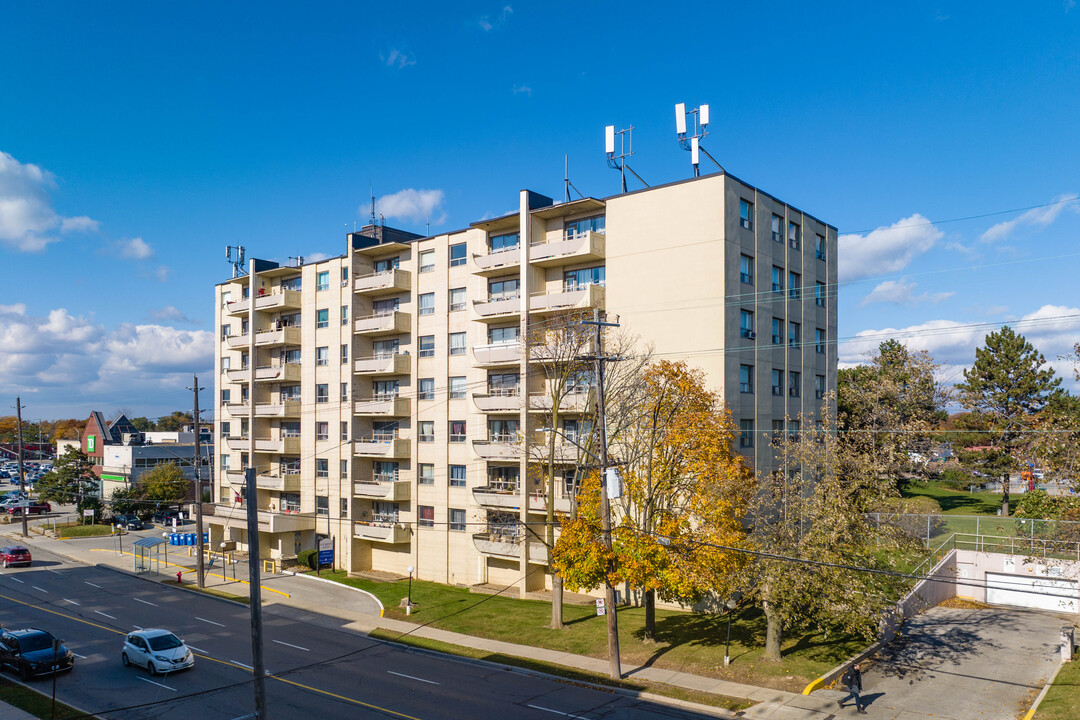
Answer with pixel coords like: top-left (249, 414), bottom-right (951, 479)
top-left (723, 591), bottom-right (743, 667)
top-left (407, 565), bottom-right (414, 614)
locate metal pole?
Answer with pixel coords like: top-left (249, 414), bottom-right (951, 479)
top-left (51, 637), bottom-right (58, 720)
top-left (244, 468), bottom-right (268, 719)
top-left (193, 374), bottom-right (206, 589)
top-left (724, 612), bottom-right (732, 667)
top-left (15, 397), bottom-right (27, 538)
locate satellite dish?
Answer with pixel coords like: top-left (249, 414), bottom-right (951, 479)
top-left (674, 103), bottom-right (686, 135)
top-left (604, 125), bottom-right (615, 154)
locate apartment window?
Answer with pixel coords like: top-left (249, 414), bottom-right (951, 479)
top-left (281, 276), bottom-right (301, 291)
top-left (340, 460), bottom-right (348, 480)
top-left (419, 250), bottom-right (434, 273)
top-left (771, 369), bottom-right (784, 396)
top-left (418, 335), bottom-right (435, 358)
top-left (419, 293), bottom-right (435, 316)
top-left (316, 308), bottom-right (329, 329)
top-left (315, 496), bottom-right (329, 519)
top-left (788, 221), bottom-right (801, 250)
top-left (564, 266), bottom-right (605, 290)
top-left (341, 267), bottom-right (349, 283)
top-left (316, 346), bottom-right (328, 366)
top-left (789, 371), bottom-right (801, 397)
top-left (373, 379), bottom-right (399, 398)
top-left (373, 461), bottom-right (399, 483)
top-left (788, 272), bottom-right (801, 300)
top-left (488, 325), bottom-right (519, 344)
top-left (816, 281), bottom-right (826, 308)
top-left (340, 497), bottom-right (348, 518)
top-left (816, 328), bottom-right (826, 354)
top-left (373, 297), bottom-right (399, 316)
top-left (449, 287), bottom-right (466, 312)
top-left (241, 386), bottom-right (249, 404)
top-left (281, 421), bottom-right (300, 437)
top-left (221, 356), bottom-right (231, 372)
top-left (316, 384), bottom-right (328, 403)
top-left (373, 256), bottom-right (399, 273)
top-left (739, 309), bottom-right (755, 339)
top-left (220, 454), bottom-right (231, 472)
top-left (341, 382), bottom-right (349, 401)
top-left (418, 506), bottom-right (435, 528)
top-left (449, 376), bottom-right (466, 399)
top-left (418, 378), bottom-right (435, 400)
top-left (316, 422), bottom-right (328, 441)
top-left (418, 421), bottom-right (434, 443)
top-left (815, 374), bottom-right (826, 400)
top-left (419, 464), bottom-right (434, 485)
top-left (489, 372), bottom-right (519, 395)
top-left (815, 233), bottom-right (826, 261)
top-left (771, 318), bottom-right (784, 345)
top-left (221, 389), bottom-right (231, 405)
top-left (490, 232), bottom-right (519, 252)
top-left (449, 508), bottom-right (466, 531)
top-left (449, 243), bottom-right (467, 267)
top-left (316, 459), bottom-right (329, 479)
top-left (220, 324), bottom-right (231, 340)
top-left (220, 421), bottom-right (231, 438)
top-left (341, 305), bottom-right (349, 325)
top-left (739, 420), bottom-right (754, 448)
top-left (374, 338), bottom-right (399, 358)
top-left (488, 418), bottom-right (519, 441)
top-left (449, 332), bottom-right (466, 356)
top-left (284, 348), bottom-right (301, 365)
top-left (281, 384), bottom-right (301, 401)
top-left (566, 215), bottom-right (605, 237)
top-left (316, 271), bottom-right (329, 291)
top-left (788, 420), bottom-right (801, 439)
top-left (739, 255), bottom-right (754, 285)
top-left (341, 344), bottom-right (348, 364)
top-left (449, 421), bottom-right (466, 443)
top-left (772, 266), bottom-right (783, 293)
top-left (789, 322), bottom-right (801, 348)
top-left (740, 199), bottom-right (753, 230)
top-left (373, 420), bottom-right (397, 440)
top-left (772, 420), bottom-right (785, 440)
top-left (771, 215), bottom-right (782, 242)
top-left (488, 277), bottom-right (519, 302)
top-left (340, 421), bottom-right (348, 441)
top-left (739, 364), bottom-right (754, 394)
top-left (450, 465), bottom-right (467, 487)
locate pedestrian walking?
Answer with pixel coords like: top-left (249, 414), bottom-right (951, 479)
top-left (838, 663), bottom-right (866, 713)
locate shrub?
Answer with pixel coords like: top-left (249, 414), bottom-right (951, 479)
top-left (939, 467), bottom-right (978, 491)
top-left (297, 549), bottom-right (317, 570)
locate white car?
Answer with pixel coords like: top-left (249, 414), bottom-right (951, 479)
top-left (121, 629), bottom-right (195, 675)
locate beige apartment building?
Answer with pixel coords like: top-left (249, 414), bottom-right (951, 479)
top-left (209, 171), bottom-right (837, 594)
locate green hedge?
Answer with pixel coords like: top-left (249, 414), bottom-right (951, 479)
top-left (297, 549), bottom-right (317, 569)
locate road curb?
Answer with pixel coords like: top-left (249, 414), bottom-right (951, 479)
top-left (1, 673), bottom-right (105, 719)
top-left (1022, 659), bottom-right (1065, 720)
top-left (284, 570), bottom-right (385, 617)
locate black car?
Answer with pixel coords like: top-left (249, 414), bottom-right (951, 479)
top-left (114, 514), bottom-right (144, 530)
top-left (152, 507), bottom-right (185, 525)
top-left (0, 628), bottom-right (74, 679)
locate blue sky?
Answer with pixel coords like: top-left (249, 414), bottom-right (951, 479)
top-left (2, 1), bottom-right (1079, 419)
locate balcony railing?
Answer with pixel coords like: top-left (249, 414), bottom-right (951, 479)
top-left (530, 230), bottom-right (605, 267)
top-left (353, 479), bottom-right (410, 501)
top-left (354, 268), bottom-right (411, 295)
top-left (472, 391), bottom-right (521, 413)
top-left (473, 245), bottom-right (521, 276)
top-left (354, 310), bottom-right (410, 335)
top-left (253, 400), bottom-right (301, 418)
top-left (472, 295), bottom-right (521, 322)
top-left (473, 342), bottom-right (521, 366)
top-left (529, 284), bottom-right (604, 316)
top-left (473, 484), bottom-right (521, 509)
top-left (354, 353), bottom-right (410, 375)
top-left (253, 288), bottom-right (302, 311)
top-left (472, 437), bottom-right (521, 460)
top-left (354, 521), bottom-right (410, 544)
top-left (353, 396), bottom-right (410, 416)
top-left (202, 503), bottom-right (316, 533)
top-left (354, 435), bottom-right (410, 458)
top-left (254, 326), bottom-right (302, 347)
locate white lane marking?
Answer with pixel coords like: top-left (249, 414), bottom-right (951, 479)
top-left (95, 611), bottom-right (116, 620)
top-left (32, 586), bottom-right (48, 593)
top-left (84, 581), bottom-right (102, 588)
top-left (72, 652), bottom-right (87, 659)
top-left (137, 677), bottom-right (177, 692)
top-left (272, 640), bottom-right (309, 652)
top-left (63, 598), bottom-right (80, 605)
top-left (133, 626), bottom-right (143, 630)
top-left (526, 705), bottom-right (592, 720)
top-left (48, 569), bottom-right (62, 575)
top-left (9, 577), bottom-right (23, 583)
top-left (133, 597), bottom-right (157, 606)
top-left (186, 645), bottom-right (207, 653)
top-left (387, 670), bottom-right (439, 685)
top-left (232, 660), bottom-right (253, 670)
top-left (196, 616), bottom-right (225, 627)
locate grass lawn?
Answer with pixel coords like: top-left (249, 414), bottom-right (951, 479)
top-left (1035, 657), bottom-right (1080, 720)
top-left (0, 675), bottom-right (83, 720)
top-left (314, 569), bottom-right (866, 693)
top-left (902, 481), bottom-right (1003, 515)
top-left (368, 629), bottom-right (753, 711)
top-left (56, 523), bottom-right (115, 538)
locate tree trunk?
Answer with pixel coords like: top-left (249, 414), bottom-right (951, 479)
top-left (1001, 472), bottom-right (1010, 517)
top-left (551, 574), bottom-right (565, 629)
top-left (763, 601), bottom-right (783, 661)
top-left (643, 588), bottom-right (656, 641)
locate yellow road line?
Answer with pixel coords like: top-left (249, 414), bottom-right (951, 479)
top-left (87, 548), bottom-right (290, 597)
top-left (274, 675), bottom-right (424, 719)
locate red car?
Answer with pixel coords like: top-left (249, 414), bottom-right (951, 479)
top-left (6, 501), bottom-right (50, 516)
top-left (0, 546), bottom-right (32, 568)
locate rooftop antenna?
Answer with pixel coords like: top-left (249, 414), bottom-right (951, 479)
top-left (564, 154), bottom-right (584, 203)
top-left (604, 124), bottom-right (649, 193)
top-left (288, 255), bottom-right (304, 267)
top-left (426, 212), bottom-right (430, 237)
top-left (675, 102), bottom-right (724, 177)
top-left (369, 186), bottom-right (377, 227)
top-left (225, 245), bottom-right (247, 278)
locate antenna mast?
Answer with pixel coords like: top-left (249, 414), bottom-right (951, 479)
top-left (675, 102), bottom-right (724, 177)
top-left (225, 245), bottom-right (247, 278)
top-left (604, 124), bottom-right (649, 193)
top-left (564, 154), bottom-right (584, 203)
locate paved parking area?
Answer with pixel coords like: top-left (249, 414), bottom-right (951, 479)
top-left (842, 606), bottom-right (1065, 719)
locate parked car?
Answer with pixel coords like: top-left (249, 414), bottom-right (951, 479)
top-left (114, 514), bottom-right (144, 530)
top-left (152, 507), bottom-right (185, 525)
top-left (6, 500), bottom-right (50, 516)
top-left (121, 629), bottom-right (194, 675)
top-left (0, 547), bottom-right (32, 568)
top-left (0, 628), bottom-right (74, 679)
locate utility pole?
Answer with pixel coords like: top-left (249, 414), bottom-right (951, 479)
top-left (190, 374), bottom-right (206, 589)
top-left (245, 468), bottom-right (268, 719)
top-left (584, 308), bottom-right (621, 680)
top-left (15, 398), bottom-right (27, 538)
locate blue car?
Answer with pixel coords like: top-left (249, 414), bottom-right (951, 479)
top-left (0, 628), bottom-right (75, 679)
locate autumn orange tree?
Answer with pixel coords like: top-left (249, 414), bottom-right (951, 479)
top-left (553, 360), bottom-right (751, 640)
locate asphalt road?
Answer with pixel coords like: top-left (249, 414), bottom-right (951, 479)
top-left (0, 546), bottom-right (721, 720)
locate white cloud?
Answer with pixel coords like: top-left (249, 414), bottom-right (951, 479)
top-left (479, 5), bottom-right (513, 31)
top-left (838, 213), bottom-right (943, 282)
top-left (860, 277), bottom-right (954, 306)
top-left (146, 306), bottom-right (198, 324)
top-left (380, 49), bottom-right (416, 69)
top-left (980, 193), bottom-right (1079, 242)
top-left (512, 84), bottom-right (533, 97)
top-left (98, 324), bottom-right (214, 376)
top-left (0, 150), bottom-right (99, 252)
top-left (155, 265), bottom-right (171, 283)
top-left (115, 236), bottom-right (154, 260)
top-left (370, 188), bottom-right (446, 225)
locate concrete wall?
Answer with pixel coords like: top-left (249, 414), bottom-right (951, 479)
top-left (954, 549), bottom-right (1080, 608)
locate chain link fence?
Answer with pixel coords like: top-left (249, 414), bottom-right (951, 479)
top-left (869, 513), bottom-right (1080, 562)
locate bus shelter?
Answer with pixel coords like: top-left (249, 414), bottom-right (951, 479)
top-left (133, 536), bottom-right (167, 575)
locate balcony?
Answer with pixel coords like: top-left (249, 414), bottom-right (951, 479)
top-left (203, 503), bottom-right (316, 534)
top-left (253, 289), bottom-right (302, 312)
top-left (472, 438), bottom-right (520, 460)
top-left (254, 326), bottom-right (302, 347)
top-left (224, 401), bottom-right (250, 416)
top-left (224, 298), bottom-right (249, 316)
top-left (354, 268), bottom-right (412, 295)
top-left (354, 436), bottom-right (410, 458)
top-left (255, 471), bottom-right (302, 492)
top-left (225, 436), bottom-right (301, 454)
top-left (472, 246), bottom-right (521, 277)
top-left (472, 485), bottom-right (521, 509)
top-left (530, 231), bottom-right (605, 268)
top-left (532, 440), bottom-right (581, 464)
top-left (472, 295), bottom-right (521, 323)
top-left (354, 311), bottom-right (410, 336)
top-left (472, 390), bottom-right (521, 413)
top-left (253, 363), bottom-right (302, 383)
top-left (354, 353), bottom-right (410, 375)
top-left (353, 396), bottom-right (410, 416)
top-left (354, 521), bottom-right (410, 544)
top-left (471, 533), bottom-right (548, 563)
top-left (527, 492), bottom-right (573, 515)
top-left (528, 392), bottom-right (590, 413)
top-left (225, 333), bottom-right (250, 349)
top-left (254, 400), bottom-right (301, 418)
top-left (473, 342), bottom-right (521, 367)
top-left (353, 479), bottom-right (410, 501)
top-left (529, 284), bottom-right (605, 316)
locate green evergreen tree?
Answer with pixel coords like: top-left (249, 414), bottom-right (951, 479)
top-left (36, 447), bottom-right (101, 522)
